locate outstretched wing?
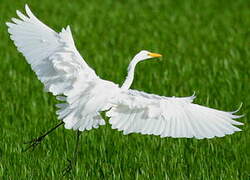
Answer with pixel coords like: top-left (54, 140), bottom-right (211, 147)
top-left (107, 90), bottom-right (243, 139)
top-left (7, 5), bottom-right (119, 131)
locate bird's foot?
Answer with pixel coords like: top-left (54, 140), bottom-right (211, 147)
top-left (23, 135), bottom-right (45, 152)
top-left (62, 159), bottom-right (74, 176)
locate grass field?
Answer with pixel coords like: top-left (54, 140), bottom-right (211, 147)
top-left (0, 0), bottom-right (250, 179)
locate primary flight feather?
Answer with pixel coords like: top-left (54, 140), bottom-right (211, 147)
top-left (7, 5), bottom-right (243, 139)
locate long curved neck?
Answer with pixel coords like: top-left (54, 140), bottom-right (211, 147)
top-left (121, 57), bottom-right (140, 90)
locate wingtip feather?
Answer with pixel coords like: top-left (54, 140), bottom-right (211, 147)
top-left (16, 10), bottom-right (28, 21)
top-left (25, 4), bottom-right (34, 18)
top-left (25, 4), bottom-right (29, 11)
top-left (231, 102), bottom-right (243, 114)
top-left (6, 22), bottom-right (13, 27)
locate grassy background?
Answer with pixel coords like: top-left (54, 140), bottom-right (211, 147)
top-left (0, 0), bottom-right (249, 179)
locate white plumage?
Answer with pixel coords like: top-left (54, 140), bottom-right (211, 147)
top-left (7, 5), bottom-right (243, 139)
top-left (107, 90), bottom-right (243, 139)
top-left (7, 5), bottom-right (120, 131)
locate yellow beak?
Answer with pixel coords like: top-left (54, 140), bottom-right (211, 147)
top-left (148, 52), bottom-right (162, 58)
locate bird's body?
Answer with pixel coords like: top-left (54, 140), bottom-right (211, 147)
top-left (7, 5), bottom-right (243, 140)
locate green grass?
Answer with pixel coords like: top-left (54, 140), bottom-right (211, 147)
top-left (0, 0), bottom-right (250, 179)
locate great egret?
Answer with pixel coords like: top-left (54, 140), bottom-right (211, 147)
top-left (7, 4), bottom-right (243, 174)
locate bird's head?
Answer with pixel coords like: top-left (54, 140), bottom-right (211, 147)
top-left (135, 50), bottom-right (162, 62)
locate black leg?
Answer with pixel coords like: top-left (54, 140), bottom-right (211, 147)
top-left (62, 130), bottom-right (81, 176)
top-left (24, 121), bottom-right (64, 152)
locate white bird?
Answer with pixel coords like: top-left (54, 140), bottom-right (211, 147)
top-left (7, 5), bottom-right (243, 141)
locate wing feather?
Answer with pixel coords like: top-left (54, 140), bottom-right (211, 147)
top-left (107, 90), bottom-right (243, 139)
top-left (7, 5), bottom-right (119, 131)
